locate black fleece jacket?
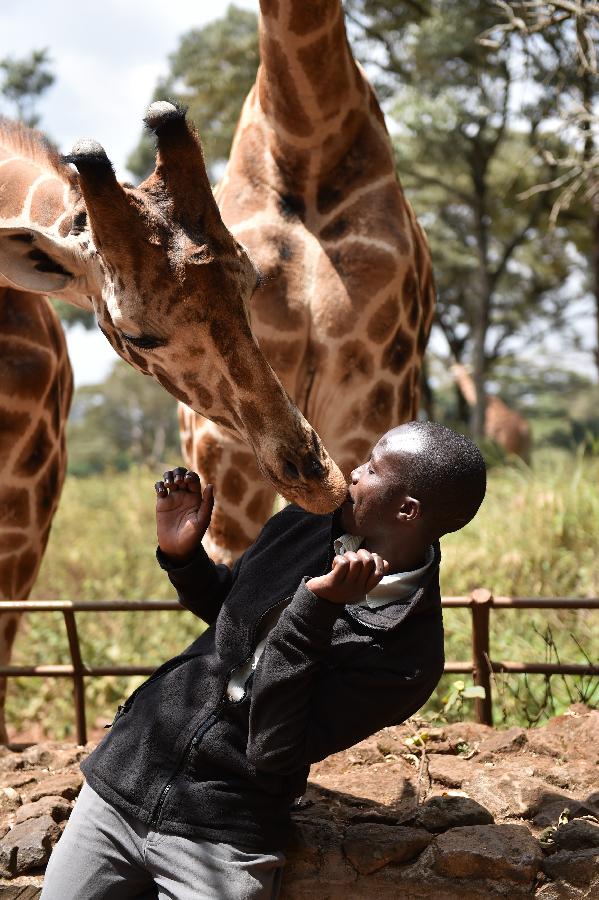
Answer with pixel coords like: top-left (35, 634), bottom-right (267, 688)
top-left (81, 504), bottom-right (445, 850)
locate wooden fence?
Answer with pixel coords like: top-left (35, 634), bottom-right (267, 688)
top-left (0, 591), bottom-right (597, 744)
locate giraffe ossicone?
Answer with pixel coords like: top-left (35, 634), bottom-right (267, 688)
top-left (144, 100), bottom-right (183, 129)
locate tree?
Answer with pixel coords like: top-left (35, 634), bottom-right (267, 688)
top-left (127, 4), bottom-right (259, 181)
top-left (480, 1), bottom-right (599, 378)
top-left (67, 361), bottom-right (181, 476)
top-left (347, 0), bottom-right (582, 435)
top-left (0, 48), bottom-right (55, 128)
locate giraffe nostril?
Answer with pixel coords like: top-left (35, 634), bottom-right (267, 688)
top-left (283, 459), bottom-right (300, 481)
top-left (302, 453), bottom-right (325, 480)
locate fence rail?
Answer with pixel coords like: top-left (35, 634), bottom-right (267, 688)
top-left (0, 591), bottom-right (597, 744)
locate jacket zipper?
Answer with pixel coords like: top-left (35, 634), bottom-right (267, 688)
top-left (105, 655), bottom-right (198, 728)
top-left (148, 595), bottom-right (293, 826)
top-left (148, 538), bottom-right (335, 826)
top-left (149, 709), bottom-right (220, 826)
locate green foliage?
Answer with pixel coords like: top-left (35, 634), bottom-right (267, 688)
top-left (5, 453), bottom-right (598, 738)
top-left (127, 4), bottom-right (259, 181)
top-left (0, 48), bottom-right (55, 127)
top-left (423, 450), bottom-right (599, 726)
top-left (67, 361), bottom-right (181, 476)
top-left (347, 0), bottom-right (597, 433)
top-left (441, 680), bottom-right (486, 716)
top-left (51, 300), bottom-right (95, 331)
top-left (8, 467), bottom-right (204, 739)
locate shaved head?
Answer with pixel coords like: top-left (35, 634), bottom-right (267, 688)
top-left (381, 421), bottom-right (487, 538)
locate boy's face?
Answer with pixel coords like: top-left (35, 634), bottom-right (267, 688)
top-left (340, 433), bottom-right (410, 537)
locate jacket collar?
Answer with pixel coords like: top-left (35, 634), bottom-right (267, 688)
top-left (344, 542), bottom-right (442, 632)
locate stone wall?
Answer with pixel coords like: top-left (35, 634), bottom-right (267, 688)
top-left (0, 706), bottom-right (597, 899)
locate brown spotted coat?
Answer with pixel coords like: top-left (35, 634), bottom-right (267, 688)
top-left (180, 0), bottom-right (436, 562)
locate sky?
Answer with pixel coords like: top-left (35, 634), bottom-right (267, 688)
top-left (1, 0), bottom-right (258, 386)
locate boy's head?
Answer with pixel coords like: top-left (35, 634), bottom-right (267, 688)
top-left (340, 421), bottom-right (486, 542)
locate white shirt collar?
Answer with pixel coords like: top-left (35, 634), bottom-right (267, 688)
top-left (333, 534), bottom-right (434, 608)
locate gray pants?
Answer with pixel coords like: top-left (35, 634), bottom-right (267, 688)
top-left (41, 783), bottom-right (285, 900)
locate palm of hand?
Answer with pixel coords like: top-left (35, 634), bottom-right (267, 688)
top-left (155, 469), bottom-right (213, 562)
top-left (157, 493), bottom-right (201, 554)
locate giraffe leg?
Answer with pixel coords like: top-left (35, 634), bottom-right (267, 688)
top-left (179, 406), bottom-right (276, 566)
top-left (0, 290), bottom-right (72, 742)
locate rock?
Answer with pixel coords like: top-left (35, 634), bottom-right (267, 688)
top-left (14, 797), bottom-right (71, 826)
top-left (427, 755), bottom-right (473, 788)
top-left (0, 749), bottom-right (24, 775)
top-left (283, 819), bottom-right (355, 890)
top-left (533, 799), bottom-right (599, 828)
top-left (0, 816), bottom-right (60, 877)
top-left (440, 721), bottom-right (494, 747)
top-left (0, 886), bottom-right (43, 899)
top-left (24, 773), bottom-right (82, 804)
top-left (342, 824), bottom-right (431, 874)
top-left (427, 824), bottom-right (542, 883)
top-left (542, 847), bottom-right (599, 888)
top-left (410, 795), bottom-right (494, 832)
top-left (550, 818), bottom-right (599, 852)
top-left (0, 790), bottom-right (22, 817)
top-left (19, 744), bottom-right (83, 771)
top-left (0, 776), bottom-right (36, 795)
top-left (477, 727), bottom-right (527, 756)
top-left (465, 768), bottom-right (576, 821)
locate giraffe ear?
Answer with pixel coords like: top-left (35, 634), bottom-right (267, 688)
top-left (0, 226), bottom-right (84, 293)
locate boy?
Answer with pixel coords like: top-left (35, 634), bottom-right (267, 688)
top-left (42, 421), bottom-right (486, 900)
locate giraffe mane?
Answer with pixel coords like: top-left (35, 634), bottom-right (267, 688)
top-left (0, 116), bottom-right (78, 188)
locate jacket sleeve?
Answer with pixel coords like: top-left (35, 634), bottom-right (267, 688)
top-left (247, 580), bottom-right (443, 775)
top-left (156, 545), bottom-right (242, 624)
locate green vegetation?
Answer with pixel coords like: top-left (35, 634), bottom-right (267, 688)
top-left (7, 453), bottom-right (598, 739)
top-left (66, 361), bottom-right (181, 477)
top-left (0, 48), bottom-right (54, 127)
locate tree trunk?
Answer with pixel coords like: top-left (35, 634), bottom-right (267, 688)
top-left (593, 212), bottom-right (599, 380)
top-left (420, 360), bottom-right (435, 420)
top-left (470, 150), bottom-right (492, 438)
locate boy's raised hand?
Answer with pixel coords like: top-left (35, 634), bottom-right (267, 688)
top-left (155, 467), bottom-right (214, 564)
top-left (306, 549), bottom-right (389, 605)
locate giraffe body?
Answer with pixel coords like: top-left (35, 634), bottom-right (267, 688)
top-left (451, 364), bottom-right (532, 461)
top-left (181, 0), bottom-right (435, 562)
top-left (0, 289), bottom-right (72, 742)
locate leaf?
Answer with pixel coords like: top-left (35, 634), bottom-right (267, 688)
top-left (462, 685), bottom-right (487, 699)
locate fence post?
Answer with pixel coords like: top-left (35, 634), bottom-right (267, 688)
top-left (63, 610), bottom-right (87, 745)
top-left (471, 588), bottom-right (493, 726)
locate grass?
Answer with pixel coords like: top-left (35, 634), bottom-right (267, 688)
top-left (7, 451), bottom-right (599, 738)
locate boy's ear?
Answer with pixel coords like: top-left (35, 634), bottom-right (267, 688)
top-left (397, 496), bottom-right (421, 523)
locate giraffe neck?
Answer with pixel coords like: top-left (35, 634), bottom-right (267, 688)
top-left (451, 365), bottom-right (478, 407)
top-left (257, 0), bottom-right (366, 163)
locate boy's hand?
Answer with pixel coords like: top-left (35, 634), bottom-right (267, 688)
top-left (155, 467), bottom-right (214, 564)
top-left (306, 550), bottom-right (389, 605)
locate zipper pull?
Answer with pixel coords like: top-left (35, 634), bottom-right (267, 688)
top-left (105, 704), bottom-right (126, 728)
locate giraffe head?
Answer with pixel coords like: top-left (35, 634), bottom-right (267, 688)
top-left (0, 104), bottom-right (346, 512)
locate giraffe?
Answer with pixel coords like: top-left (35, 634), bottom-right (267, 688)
top-left (0, 113), bottom-right (346, 740)
top-left (0, 290), bottom-right (72, 744)
top-left (451, 363), bottom-right (532, 461)
top-left (180, 0), bottom-right (436, 563)
top-left (0, 116), bottom-right (345, 513)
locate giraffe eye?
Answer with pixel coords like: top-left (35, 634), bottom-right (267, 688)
top-left (121, 333), bottom-right (165, 351)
